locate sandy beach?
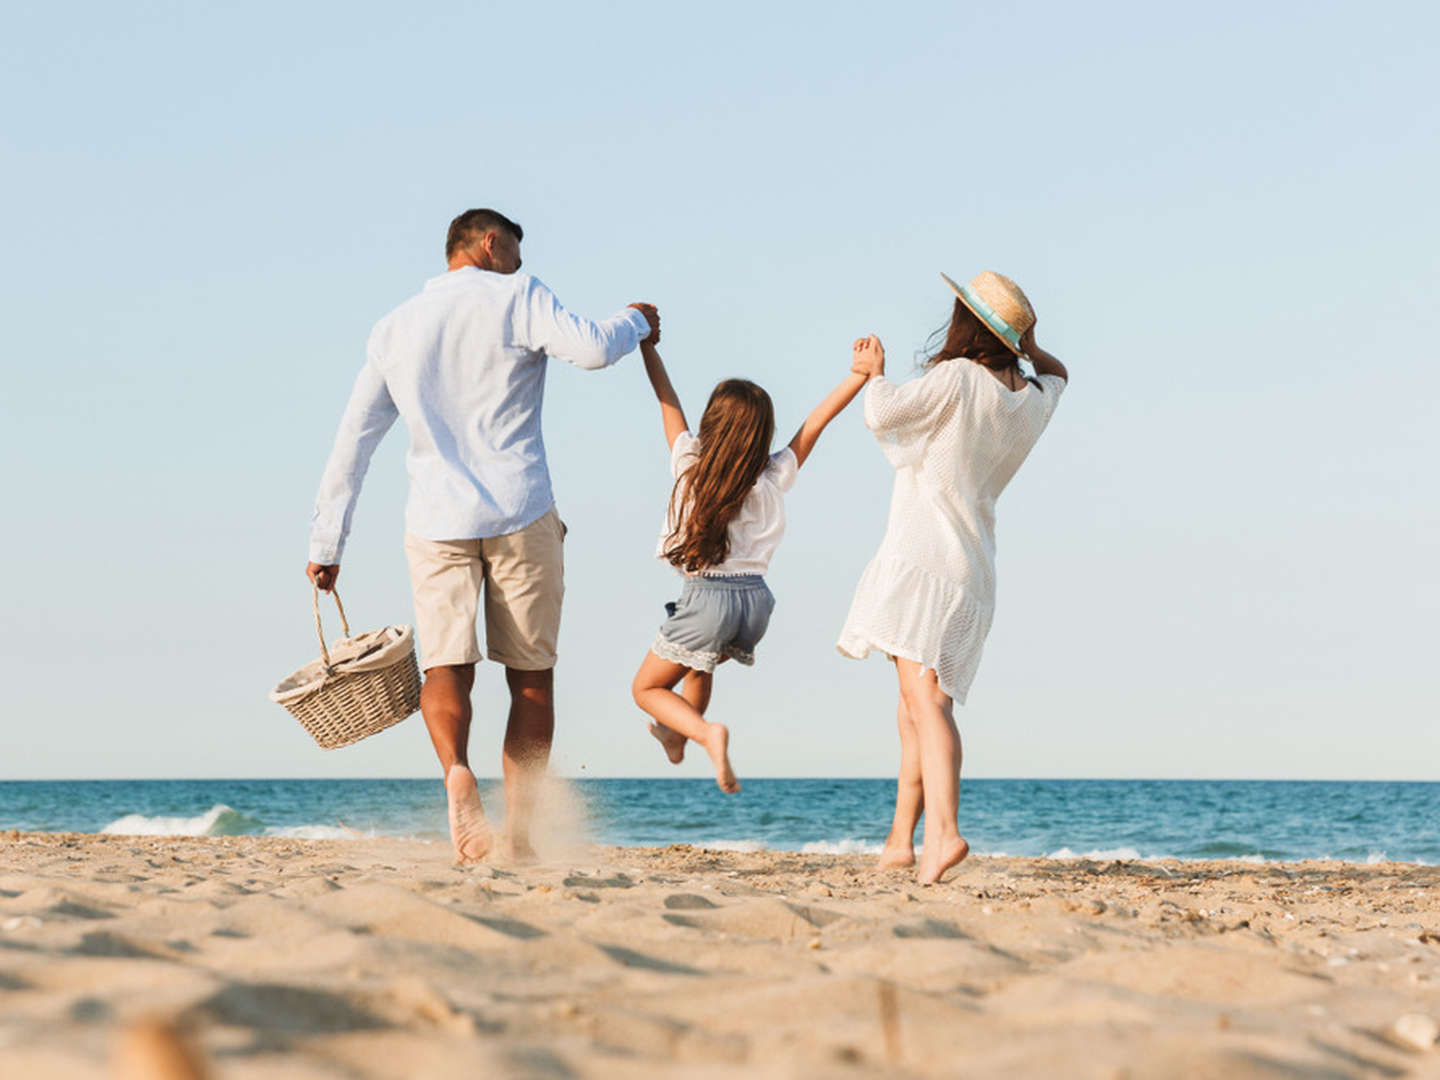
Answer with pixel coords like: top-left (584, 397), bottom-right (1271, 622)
top-left (2, 832), bottom-right (1439, 1079)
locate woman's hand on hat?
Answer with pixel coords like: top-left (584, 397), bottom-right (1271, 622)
top-left (852, 334), bottom-right (885, 378)
top-left (1019, 326), bottom-right (1037, 355)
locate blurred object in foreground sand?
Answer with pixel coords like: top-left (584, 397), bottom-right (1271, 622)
top-left (114, 1018), bottom-right (208, 1080)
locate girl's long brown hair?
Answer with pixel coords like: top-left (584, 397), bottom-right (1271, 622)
top-left (663, 379), bottom-right (775, 573)
top-left (924, 298), bottom-right (1019, 372)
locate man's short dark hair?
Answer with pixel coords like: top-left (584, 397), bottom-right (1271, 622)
top-left (445, 209), bottom-right (523, 259)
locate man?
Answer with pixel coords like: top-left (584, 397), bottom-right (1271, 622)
top-left (305, 208), bottom-right (659, 863)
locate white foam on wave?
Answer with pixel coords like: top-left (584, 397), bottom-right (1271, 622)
top-left (264, 825), bottom-right (370, 840)
top-left (1044, 846), bottom-right (1145, 862)
top-left (100, 804), bottom-right (248, 837)
top-left (699, 840), bottom-right (766, 853)
top-left (1039, 846), bottom-right (1282, 865)
top-left (800, 839), bottom-right (883, 855)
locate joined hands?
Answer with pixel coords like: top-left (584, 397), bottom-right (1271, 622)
top-left (851, 334), bottom-right (885, 378)
top-left (628, 302), bottom-right (660, 344)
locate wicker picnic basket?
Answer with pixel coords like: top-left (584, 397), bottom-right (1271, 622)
top-left (269, 585), bottom-right (421, 749)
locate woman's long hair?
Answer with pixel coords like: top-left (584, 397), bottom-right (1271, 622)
top-left (663, 379), bottom-right (775, 573)
top-left (924, 298), bottom-right (1019, 372)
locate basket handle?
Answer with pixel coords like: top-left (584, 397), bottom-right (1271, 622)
top-left (312, 582), bottom-right (353, 671)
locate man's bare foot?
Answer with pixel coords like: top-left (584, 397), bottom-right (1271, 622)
top-left (445, 765), bottom-right (492, 865)
top-left (918, 835), bottom-right (969, 885)
top-left (701, 723), bottom-right (740, 794)
top-left (494, 839), bottom-right (538, 866)
top-left (876, 844), bottom-right (916, 870)
top-left (648, 722), bottom-right (686, 764)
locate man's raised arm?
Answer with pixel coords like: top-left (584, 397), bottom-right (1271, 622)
top-left (306, 359), bottom-right (399, 589)
top-left (516, 276), bottom-right (657, 370)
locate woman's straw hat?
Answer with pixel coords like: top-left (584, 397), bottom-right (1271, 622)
top-left (941, 270), bottom-right (1035, 358)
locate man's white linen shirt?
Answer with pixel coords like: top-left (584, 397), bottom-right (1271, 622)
top-left (309, 267), bottom-right (652, 564)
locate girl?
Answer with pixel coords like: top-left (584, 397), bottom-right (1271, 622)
top-left (838, 271), bottom-right (1069, 883)
top-left (631, 339), bottom-right (867, 793)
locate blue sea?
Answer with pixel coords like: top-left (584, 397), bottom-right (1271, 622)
top-left (1, 779), bottom-right (1437, 865)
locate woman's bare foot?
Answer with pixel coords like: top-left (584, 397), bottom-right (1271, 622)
top-left (648, 722), bottom-right (687, 764)
top-left (445, 765), bottom-right (493, 865)
top-left (876, 843), bottom-right (916, 870)
top-left (918, 835), bottom-right (969, 885)
top-left (701, 723), bottom-right (740, 794)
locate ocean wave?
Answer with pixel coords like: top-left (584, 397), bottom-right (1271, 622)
top-left (799, 839), bottom-right (883, 855)
top-left (264, 825), bottom-right (370, 840)
top-left (98, 805), bottom-right (364, 841)
top-left (1043, 846), bottom-right (1145, 862)
top-left (100, 804), bottom-right (262, 837)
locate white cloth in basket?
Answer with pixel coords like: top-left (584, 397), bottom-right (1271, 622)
top-left (270, 625), bottom-right (416, 704)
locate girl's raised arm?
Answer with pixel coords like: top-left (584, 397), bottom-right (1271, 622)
top-left (640, 341), bottom-right (689, 449)
top-left (786, 337), bottom-right (876, 467)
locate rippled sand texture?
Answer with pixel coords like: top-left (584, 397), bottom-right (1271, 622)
top-left (2, 834), bottom-right (1439, 1078)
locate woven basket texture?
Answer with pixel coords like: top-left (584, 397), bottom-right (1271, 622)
top-left (280, 648), bottom-right (421, 749)
top-left (272, 586), bottom-right (421, 750)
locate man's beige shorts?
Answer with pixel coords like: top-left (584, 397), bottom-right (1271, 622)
top-left (404, 508), bottom-right (565, 671)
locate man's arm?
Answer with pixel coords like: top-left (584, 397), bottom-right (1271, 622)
top-left (640, 341), bottom-right (688, 449)
top-left (518, 277), bottom-right (657, 371)
top-left (305, 360), bottom-right (398, 590)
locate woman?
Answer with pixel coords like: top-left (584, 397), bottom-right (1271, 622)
top-left (839, 271), bottom-right (1069, 883)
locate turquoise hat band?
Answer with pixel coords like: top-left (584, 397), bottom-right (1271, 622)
top-left (955, 282), bottom-right (1023, 352)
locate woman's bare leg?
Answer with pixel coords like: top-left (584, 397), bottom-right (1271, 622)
top-left (895, 657), bottom-right (969, 884)
top-left (633, 652), bottom-right (738, 793)
top-left (878, 695), bottom-right (923, 869)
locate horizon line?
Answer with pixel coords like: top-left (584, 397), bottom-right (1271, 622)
top-left (3, 776), bottom-right (1438, 784)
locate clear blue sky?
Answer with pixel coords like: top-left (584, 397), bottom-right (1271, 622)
top-left (3, 1), bottom-right (1436, 781)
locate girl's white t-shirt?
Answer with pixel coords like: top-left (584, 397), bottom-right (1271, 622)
top-left (655, 430), bottom-right (799, 576)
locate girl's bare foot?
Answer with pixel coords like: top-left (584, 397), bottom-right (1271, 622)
top-left (876, 844), bottom-right (916, 870)
top-left (648, 722), bottom-right (687, 764)
top-left (702, 723), bottom-right (740, 794)
top-left (446, 765), bottom-right (493, 865)
top-left (918, 835), bottom-right (969, 885)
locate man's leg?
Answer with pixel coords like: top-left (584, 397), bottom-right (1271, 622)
top-left (502, 666), bottom-right (554, 860)
top-left (404, 534), bottom-right (488, 864)
top-left (421, 664), bottom-right (476, 773)
top-left (481, 508), bottom-right (566, 862)
top-left (421, 663), bottom-right (492, 864)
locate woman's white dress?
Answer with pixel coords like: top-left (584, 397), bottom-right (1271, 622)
top-left (836, 359), bottom-right (1066, 702)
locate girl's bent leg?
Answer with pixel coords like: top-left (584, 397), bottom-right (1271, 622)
top-left (895, 658), bottom-right (969, 884)
top-left (878, 696), bottom-right (923, 869)
top-left (647, 668), bottom-right (715, 765)
top-left (682, 669), bottom-right (714, 715)
top-left (632, 651), bottom-right (739, 793)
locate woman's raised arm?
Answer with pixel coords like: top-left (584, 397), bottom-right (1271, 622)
top-left (1021, 327), bottom-right (1067, 382)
